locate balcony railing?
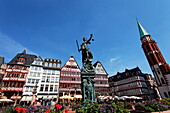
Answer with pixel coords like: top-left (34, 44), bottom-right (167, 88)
top-left (59, 88), bottom-right (81, 91)
top-left (6, 69), bottom-right (28, 73)
top-left (59, 80), bottom-right (81, 83)
top-left (3, 77), bottom-right (26, 81)
top-left (116, 85), bottom-right (147, 91)
top-left (1, 87), bottom-right (23, 91)
top-left (94, 84), bottom-right (109, 87)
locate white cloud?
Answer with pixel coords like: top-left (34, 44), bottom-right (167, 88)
top-left (0, 32), bottom-right (36, 62)
top-left (110, 57), bottom-right (120, 63)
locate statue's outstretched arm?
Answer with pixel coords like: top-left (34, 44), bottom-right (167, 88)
top-left (87, 34), bottom-right (93, 43)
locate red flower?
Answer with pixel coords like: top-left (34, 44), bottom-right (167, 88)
top-left (15, 107), bottom-right (22, 113)
top-left (33, 105), bottom-right (36, 107)
top-left (45, 110), bottom-right (50, 113)
top-left (21, 108), bottom-right (27, 113)
top-left (15, 107), bottom-right (20, 110)
top-left (64, 109), bottom-right (68, 113)
top-left (55, 104), bottom-right (62, 109)
top-left (128, 103), bottom-right (135, 106)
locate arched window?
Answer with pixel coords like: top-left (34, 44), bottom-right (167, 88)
top-left (57, 64), bottom-right (61, 68)
top-left (45, 62), bottom-right (48, 67)
top-left (53, 63), bottom-right (56, 67)
top-left (164, 92), bottom-right (168, 98)
top-left (49, 63), bottom-right (52, 67)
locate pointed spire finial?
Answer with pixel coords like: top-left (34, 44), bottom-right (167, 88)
top-left (22, 48), bottom-right (26, 54)
top-left (137, 20), bottom-right (150, 38)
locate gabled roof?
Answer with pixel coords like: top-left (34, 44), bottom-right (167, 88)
top-left (8, 50), bottom-right (37, 66)
top-left (93, 61), bottom-right (108, 75)
top-left (35, 56), bottom-right (43, 61)
top-left (61, 56), bottom-right (80, 70)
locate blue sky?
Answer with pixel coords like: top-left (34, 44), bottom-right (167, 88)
top-left (0, 0), bottom-right (170, 76)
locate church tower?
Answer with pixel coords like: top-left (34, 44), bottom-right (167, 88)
top-left (137, 21), bottom-right (170, 98)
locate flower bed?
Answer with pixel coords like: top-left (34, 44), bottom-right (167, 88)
top-left (0, 104), bottom-right (68, 113)
top-left (134, 98), bottom-right (170, 112)
top-left (72, 100), bottom-right (130, 113)
top-left (1, 98), bottom-right (170, 113)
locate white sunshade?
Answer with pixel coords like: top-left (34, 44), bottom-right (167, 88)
top-left (59, 95), bottom-right (74, 100)
top-left (20, 96), bottom-right (32, 101)
top-left (74, 95), bottom-right (82, 99)
top-left (0, 99), bottom-right (14, 102)
top-left (129, 96), bottom-right (142, 99)
top-left (121, 96), bottom-right (130, 99)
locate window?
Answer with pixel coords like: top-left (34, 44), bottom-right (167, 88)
top-left (28, 79), bottom-right (31, 83)
top-left (45, 85), bottom-right (49, 91)
top-left (40, 85), bottom-right (44, 91)
top-left (52, 70), bottom-right (55, 75)
top-left (57, 64), bottom-right (61, 68)
top-left (21, 74), bottom-right (24, 78)
top-left (51, 77), bottom-right (54, 83)
top-left (31, 79), bottom-right (35, 84)
top-left (25, 87), bottom-right (29, 92)
top-left (45, 62), bottom-right (48, 67)
top-left (33, 73), bottom-right (36, 77)
top-left (43, 69), bottom-right (47, 74)
top-left (35, 61), bottom-right (40, 65)
top-left (36, 79), bottom-right (39, 84)
top-left (49, 63), bottom-right (52, 67)
top-left (55, 77), bottom-right (59, 83)
top-left (34, 67), bottom-right (38, 70)
top-left (37, 73), bottom-right (40, 77)
top-left (19, 83), bottom-right (23, 87)
top-left (29, 72), bottom-right (33, 76)
top-left (13, 66), bottom-right (21, 69)
top-left (6, 73), bottom-right (10, 77)
top-left (8, 66), bottom-right (12, 69)
top-left (47, 70), bottom-right (51, 75)
top-left (19, 58), bottom-right (25, 63)
top-left (12, 73), bottom-right (18, 77)
top-left (15, 74), bottom-right (19, 77)
top-left (11, 81), bottom-right (15, 87)
top-left (54, 85), bottom-right (58, 91)
top-left (42, 76), bottom-right (46, 82)
top-left (30, 66), bottom-right (34, 70)
top-left (30, 87), bottom-right (33, 92)
top-left (46, 77), bottom-right (50, 82)
top-left (50, 85), bottom-right (53, 91)
top-left (53, 63), bottom-right (56, 67)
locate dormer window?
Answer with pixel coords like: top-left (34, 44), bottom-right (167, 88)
top-left (44, 62), bottom-right (48, 67)
top-left (53, 63), bottom-right (56, 67)
top-left (18, 58), bottom-right (25, 64)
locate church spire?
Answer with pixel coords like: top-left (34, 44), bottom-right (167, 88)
top-left (137, 20), bottom-right (150, 38)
